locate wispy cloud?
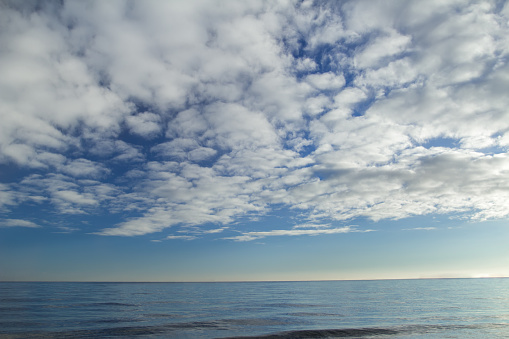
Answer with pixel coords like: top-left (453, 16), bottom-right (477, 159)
top-left (0, 219), bottom-right (40, 228)
top-left (203, 227), bottom-right (229, 234)
top-left (403, 227), bottom-right (438, 231)
top-left (225, 226), bottom-right (371, 242)
top-left (165, 235), bottom-right (197, 241)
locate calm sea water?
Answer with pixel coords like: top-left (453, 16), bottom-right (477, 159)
top-left (1, 279), bottom-right (509, 338)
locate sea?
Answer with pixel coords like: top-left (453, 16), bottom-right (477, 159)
top-left (1, 278), bottom-right (509, 338)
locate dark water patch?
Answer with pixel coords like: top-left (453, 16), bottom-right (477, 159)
top-left (0, 319), bottom-right (285, 338)
top-left (288, 312), bottom-right (343, 318)
top-left (228, 318), bottom-right (295, 327)
top-left (220, 327), bottom-right (400, 338)
top-left (3, 322), bottom-right (509, 339)
top-left (41, 304), bottom-right (71, 309)
top-left (81, 317), bottom-right (143, 325)
top-left (221, 323), bottom-right (509, 339)
top-left (0, 306), bottom-right (30, 312)
top-left (0, 298), bottom-right (41, 303)
top-left (67, 302), bottom-right (137, 310)
top-left (94, 302), bottom-right (136, 307)
top-left (0, 326), bottom-right (164, 338)
top-left (145, 299), bottom-right (194, 305)
top-left (0, 321), bottom-right (47, 330)
top-left (157, 320), bottom-right (227, 330)
top-left (145, 313), bottom-right (189, 319)
top-left (264, 303), bottom-right (328, 309)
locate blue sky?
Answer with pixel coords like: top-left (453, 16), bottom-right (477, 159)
top-left (1, 0), bottom-right (509, 282)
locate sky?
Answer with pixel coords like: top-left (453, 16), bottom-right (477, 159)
top-left (1, 0), bottom-right (509, 282)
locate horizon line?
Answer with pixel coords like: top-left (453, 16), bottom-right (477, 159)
top-left (2, 276), bottom-right (508, 284)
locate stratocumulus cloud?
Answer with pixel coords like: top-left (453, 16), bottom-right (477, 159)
top-left (1, 0), bottom-right (508, 239)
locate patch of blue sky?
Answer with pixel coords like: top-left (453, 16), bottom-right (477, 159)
top-left (0, 163), bottom-right (37, 183)
top-left (417, 136), bottom-right (505, 154)
top-left (281, 128), bottom-right (315, 157)
top-left (418, 137), bottom-right (459, 149)
top-left (342, 68), bottom-right (359, 88)
top-left (350, 93), bottom-right (375, 117)
top-left (117, 126), bottom-right (165, 148)
top-left (289, 35), bottom-right (308, 60)
top-left (475, 132), bottom-right (509, 154)
top-left (292, 42), bottom-right (350, 78)
top-left (2, 200), bottom-right (105, 235)
top-left (474, 144), bottom-right (508, 155)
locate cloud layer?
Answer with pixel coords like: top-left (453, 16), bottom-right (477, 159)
top-left (1, 0), bottom-right (508, 239)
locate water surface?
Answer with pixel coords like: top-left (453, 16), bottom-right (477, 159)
top-left (1, 278), bottom-right (508, 338)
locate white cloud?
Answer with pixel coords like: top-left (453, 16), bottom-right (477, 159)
top-left (355, 58), bottom-right (419, 89)
top-left (292, 223), bottom-right (333, 229)
top-left (203, 227), bottom-right (228, 234)
top-left (97, 208), bottom-right (170, 236)
top-left (295, 58), bottom-right (317, 72)
top-left (305, 72), bottom-right (345, 90)
top-left (88, 140), bottom-right (145, 163)
top-left (152, 139), bottom-right (200, 160)
top-left (166, 108), bottom-right (208, 139)
top-left (0, 3), bottom-right (130, 170)
top-left (188, 147), bottom-right (218, 162)
top-left (59, 159), bottom-right (110, 178)
top-left (403, 227), bottom-right (437, 231)
top-left (0, 184), bottom-right (16, 211)
top-left (53, 190), bottom-right (98, 206)
top-left (17, 173), bottom-right (121, 215)
top-left (165, 235), bottom-right (197, 240)
top-left (354, 30), bottom-right (412, 69)
top-left (203, 102), bottom-right (280, 151)
top-left (246, 71), bottom-right (311, 122)
top-left (0, 219), bottom-right (40, 228)
top-left (126, 112), bottom-right (162, 139)
top-left (151, 139), bottom-right (217, 163)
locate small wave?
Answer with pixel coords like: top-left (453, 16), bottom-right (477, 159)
top-left (4, 322), bottom-right (509, 339)
top-left (95, 302), bottom-right (135, 307)
top-left (220, 327), bottom-right (400, 338)
top-left (145, 313), bottom-right (188, 319)
top-left (0, 298), bottom-right (39, 303)
top-left (219, 323), bottom-right (509, 339)
top-left (287, 312), bottom-right (343, 318)
top-left (0, 306), bottom-right (30, 312)
top-left (228, 319), bottom-right (294, 327)
top-left (0, 326), bottom-right (164, 339)
top-left (264, 303), bottom-right (328, 309)
top-left (41, 305), bottom-right (70, 309)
